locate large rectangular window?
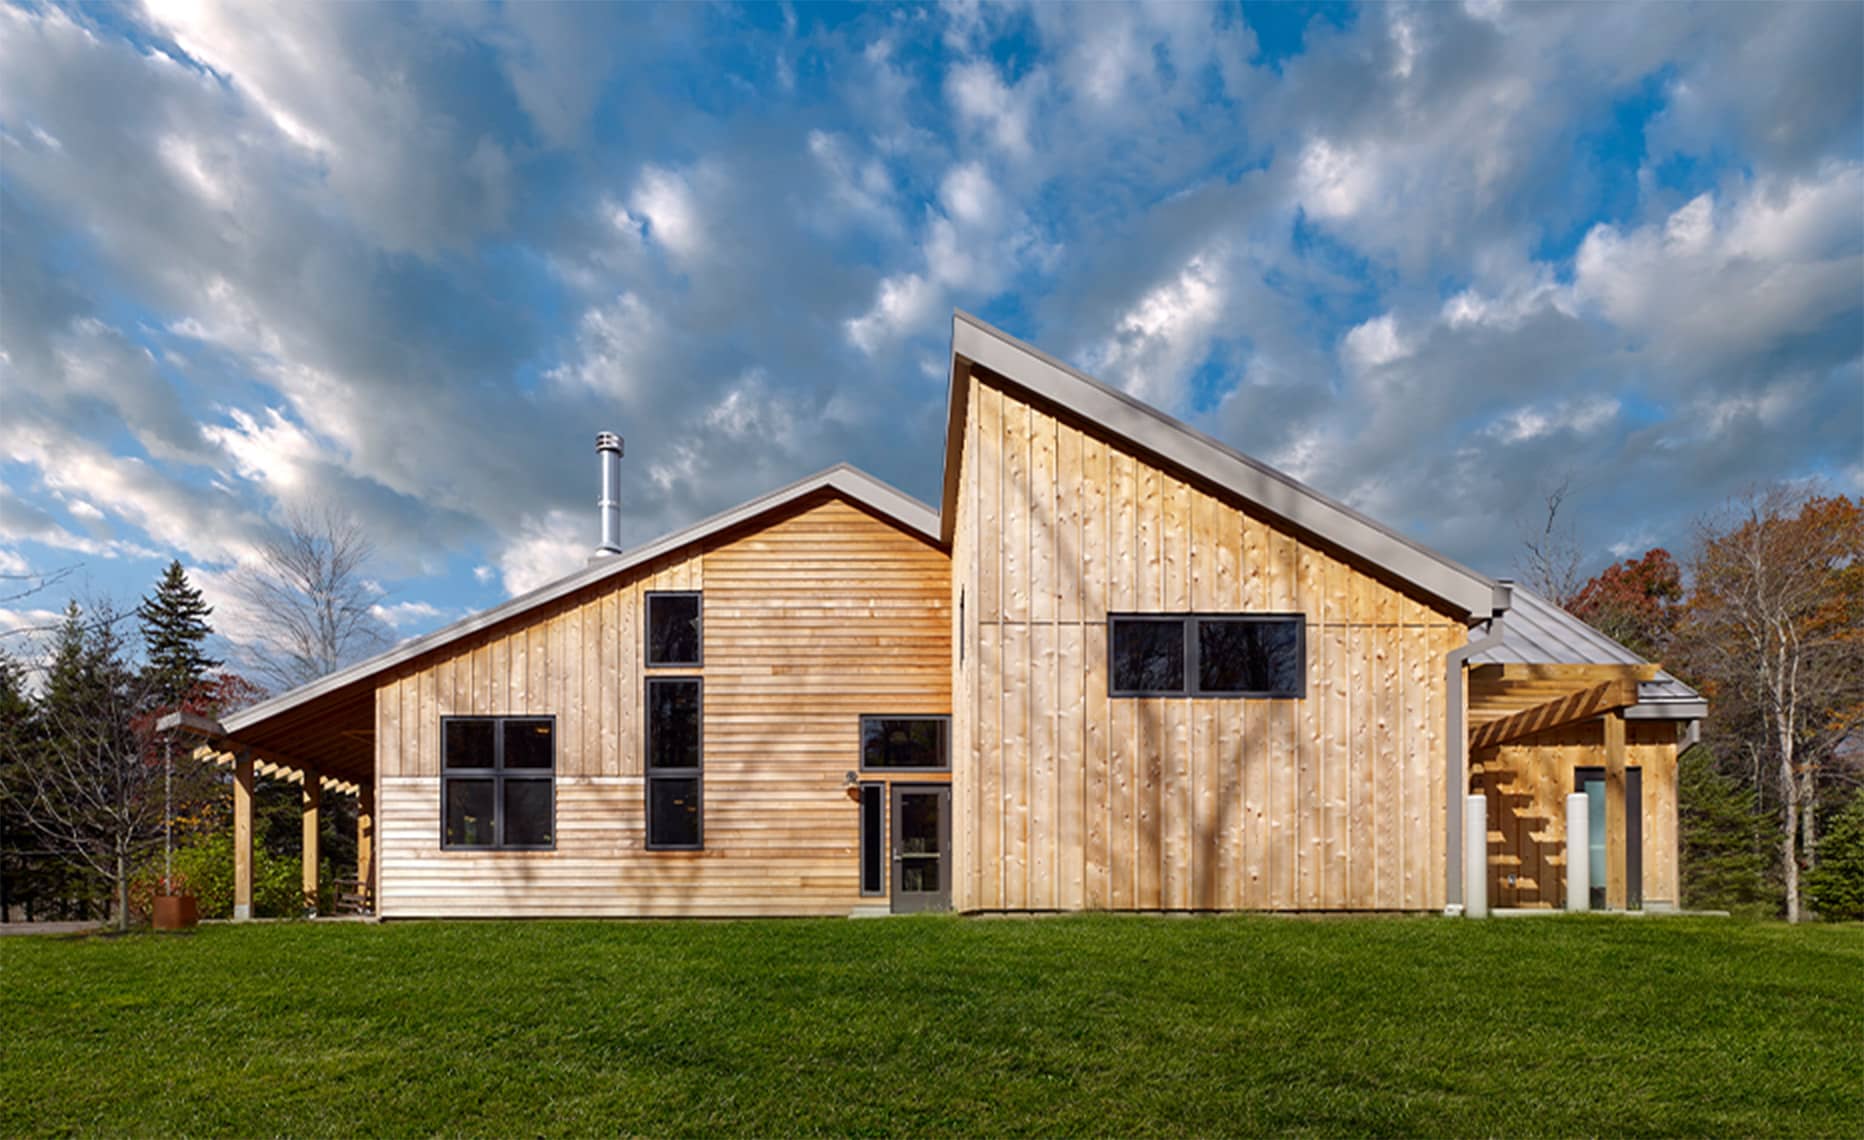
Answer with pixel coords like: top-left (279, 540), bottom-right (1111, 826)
top-left (646, 591), bottom-right (702, 667)
top-left (646, 677), bottom-right (702, 849)
top-left (441, 716), bottom-right (555, 849)
top-left (860, 716), bottom-right (951, 771)
top-left (1109, 614), bottom-right (1305, 698)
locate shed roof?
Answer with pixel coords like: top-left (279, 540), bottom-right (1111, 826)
top-left (941, 310), bottom-right (1503, 621)
top-left (1472, 587), bottom-right (1705, 720)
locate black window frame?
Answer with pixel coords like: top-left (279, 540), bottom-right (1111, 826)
top-left (1107, 612), bottom-right (1307, 699)
top-left (439, 715), bottom-right (557, 851)
top-left (859, 715), bottom-right (953, 773)
top-left (645, 590), bottom-right (703, 668)
top-left (645, 675), bottom-right (704, 850)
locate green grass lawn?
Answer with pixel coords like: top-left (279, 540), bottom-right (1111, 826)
top-left (2, 914), bottom-right (1860, 1137)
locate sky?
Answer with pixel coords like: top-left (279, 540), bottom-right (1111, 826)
top-left (2, 0), bottom-right (1860, 674)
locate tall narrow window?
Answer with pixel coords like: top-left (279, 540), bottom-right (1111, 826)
top-left (441, 716), bottom-right (555, 849)
top-left (646, 591), bottom-right (702, 666)
top-left (859, 783), bottom-right (885, 896)
top-left (646, 677), bottom-right (702, 849)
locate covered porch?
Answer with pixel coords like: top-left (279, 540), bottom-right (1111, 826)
top-left (1466, 590), bottom-right (1706, 911)
top-left (168, 668), bottom-right (378, 919)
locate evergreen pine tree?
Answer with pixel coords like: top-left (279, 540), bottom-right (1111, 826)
top-left (136, 560), bottom-right (219, 707)
top-left (1678, 746), bottom-right (1773, 915)
top-left (1804, 791), bottom-right (1864, 922)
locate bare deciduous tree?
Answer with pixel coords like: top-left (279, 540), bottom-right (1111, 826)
top-left (1517, 477), bottom-right (1585, 608)
top-left (1679, 487), bottom-right (1864, 922)
top-left (229, 507), bottom-right (392, 690)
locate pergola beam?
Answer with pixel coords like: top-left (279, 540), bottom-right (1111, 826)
top-left (1470, 663), bottom-right (1659, 684)
top-left (1469, 678), bottom-right (1641, 752)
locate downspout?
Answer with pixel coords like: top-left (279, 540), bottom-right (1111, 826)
top-left (1444, 579), bottom-right (1512, 914)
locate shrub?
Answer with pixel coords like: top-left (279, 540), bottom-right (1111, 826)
top-left (132, 832), bottom-right (334, 920)
top-left (1804, 790), bottom-right (1864, 922)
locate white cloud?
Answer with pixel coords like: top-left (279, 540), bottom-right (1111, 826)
top-left (1484, 397), bottom-right (1621, 444)
top-left (1573, 166), bottom-right (1864, 363)
top-left (369, 600), bottom-right (446, 630)
top-left (495, 508), bottom-right (589, 596)
top-left (1340, 313), bottom-right (1414, 374)
top-left (632, 165), bottom-right (706, 262)
top-left (846, 272), bottom-right (939, 357)
top-left (946, 60), bottom-right (1036, 158)
top-left (1085, 251), bottom-right (1228, 408)
top-left (1297, 138), bottom-right (1379, 222)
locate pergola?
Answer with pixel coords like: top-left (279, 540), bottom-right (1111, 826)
top-left (160, 669), bottom-right (377, 919)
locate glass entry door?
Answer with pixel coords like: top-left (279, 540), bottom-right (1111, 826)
top-left (890, 784), bottom-right (951, 913)
top-left (1576, 767), bottom-right (1642, 910)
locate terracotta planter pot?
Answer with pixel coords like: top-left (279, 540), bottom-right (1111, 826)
top-left (153, 894), bottom-right (199, 931)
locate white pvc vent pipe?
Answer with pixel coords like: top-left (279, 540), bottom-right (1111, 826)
top-left (1566, 792), bottom-right (1590, 912)
top-left (1464, 795), bottom-right (1488, 918)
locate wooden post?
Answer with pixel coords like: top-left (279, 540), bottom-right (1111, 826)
top-left (302, 773), bottom-right (321, 916)
top-left (1604, 711), bottom-right (1627, 910)
top-left (233, 751), bottom-right (254, 921)
top-left (356, 780), bottom-right (375, 913)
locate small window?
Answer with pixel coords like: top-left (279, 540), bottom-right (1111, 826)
top-left (860, 716), bottom-right (950, 771)
top-left (859, 783), bottom-right (885, 896)
top-left (1108, 614), bottom-right (1305, 698)
top-left (441, 716), bottom-right (555, 849)
top-left (646, 592), bottom-right (702, 666)
top-left (646, 677), bottom-right (702, 849)
top-left (1109, 617), bottom-right (1185, 694)
top-left (1197, 617), bottom-right (1304, 697)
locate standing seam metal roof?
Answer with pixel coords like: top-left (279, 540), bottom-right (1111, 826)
top-left (1471, 587), bottom-right (1704, 715)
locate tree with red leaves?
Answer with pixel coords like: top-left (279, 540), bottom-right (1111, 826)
top-left (1571, 548), bottom-right (1685, 661)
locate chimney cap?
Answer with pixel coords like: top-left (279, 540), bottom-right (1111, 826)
top-left (596, 431), bottom-right (624, 455)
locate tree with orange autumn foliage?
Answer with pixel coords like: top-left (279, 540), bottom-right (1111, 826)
top-left (1570, 547), bottom-right (1685, 662)
top-left (1675, 489), bottom-right (1864, 922)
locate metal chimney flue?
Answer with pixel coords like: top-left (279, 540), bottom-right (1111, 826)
top-left (595, 431), bottom-right (624, 557)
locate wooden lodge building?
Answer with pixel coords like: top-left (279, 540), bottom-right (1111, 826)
top-left (195, 313), bottom-right (1705, 919)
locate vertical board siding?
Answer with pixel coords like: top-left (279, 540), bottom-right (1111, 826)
top-left (376, 496), bottom-right (950, 917)
top-left (961, 377), bottom-right (1465, 911)
top-left (1474, 719), bottom-right (1681, 909)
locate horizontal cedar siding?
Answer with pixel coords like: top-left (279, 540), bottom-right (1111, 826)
top-left (376, 496), bottom-right (950, 918)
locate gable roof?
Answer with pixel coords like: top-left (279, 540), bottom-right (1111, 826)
top-left (941, 311), bottom-right (1503, 621)
top-left (1471, 586), bottom-right (1707, 720)
top-left (220, 464), bottom-right (938, 737)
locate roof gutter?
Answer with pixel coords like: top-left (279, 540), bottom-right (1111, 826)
top-left (1444, 579), bottom-right (1513, 914)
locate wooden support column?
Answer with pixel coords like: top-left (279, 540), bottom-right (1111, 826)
top-left (356, 780), bottom-right (375, 913)
top-left (1604, 710), bottom-right (1628, 910)
top-left (302, 774), bottom-right (321, 916)
top-left (233, 751), bottom-right (254, 921)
